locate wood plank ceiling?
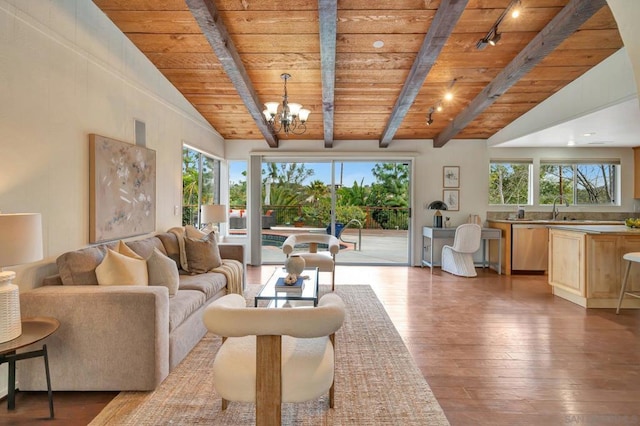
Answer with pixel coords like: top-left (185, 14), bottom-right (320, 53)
top-left (93, 0), bottom-right (623, 148)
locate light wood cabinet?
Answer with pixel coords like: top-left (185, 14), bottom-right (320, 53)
top-left (488, 221), bottom-right (511, 275)
top-left (487, 221), bottom-right (548, 275)
top-left (548, 229), bottom-right (584, 297)
top-left (548, 228), bottom-right (640, 308)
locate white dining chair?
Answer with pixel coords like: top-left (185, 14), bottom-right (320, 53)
top-left (441, 224), bottom-right (482, 277)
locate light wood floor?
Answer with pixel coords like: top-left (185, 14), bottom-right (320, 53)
top-left (3, 265), bottom-right (640, 425)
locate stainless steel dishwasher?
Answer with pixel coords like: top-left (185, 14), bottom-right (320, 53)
top-left (511, 224), bottom-right (549, 271)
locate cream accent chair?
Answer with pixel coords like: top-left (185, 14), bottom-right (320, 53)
top-left (282, 233), bottom-right (340, 291)
top-left (441, 223), bottom-right (482, 277)
top-left (203, 293), bottom-right (346, 425)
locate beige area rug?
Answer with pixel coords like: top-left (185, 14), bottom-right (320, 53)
top-left (90, 285), bottom-right (449, 425)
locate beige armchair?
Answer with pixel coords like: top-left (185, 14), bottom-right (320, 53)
top-left (203, 293), bottom-right (346, 425)
top-left (282, 233), bottom-right (340, 291)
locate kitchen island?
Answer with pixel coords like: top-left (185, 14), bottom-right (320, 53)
top-left (548, 225), bottom-right (640, 308)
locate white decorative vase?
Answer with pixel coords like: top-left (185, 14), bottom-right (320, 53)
top-left (284, 255), bottom-right (305, 275)
top-left (0, 271), bottom-right (22, 343)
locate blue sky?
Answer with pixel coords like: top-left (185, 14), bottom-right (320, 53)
top-left (229, 161), bottom-right (383, 186)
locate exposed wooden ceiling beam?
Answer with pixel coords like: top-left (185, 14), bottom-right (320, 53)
top-left (318, 0), bottom-right (337, 149)
top-left (185, 0), bottom-right (279, 148)
top-left (379, 0), bottom-right (469, 148)
top-left (433, 0), bottom-right (607, 148)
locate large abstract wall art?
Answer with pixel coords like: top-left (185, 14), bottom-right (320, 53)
top-left (89, 134), bottom-right (156, 243)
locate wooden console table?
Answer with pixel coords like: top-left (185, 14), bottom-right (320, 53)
top-left (421, 226), bottom-right (501, 274)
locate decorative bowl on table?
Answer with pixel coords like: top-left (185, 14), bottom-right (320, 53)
top-left (625, 218), bottom-right (640, 228)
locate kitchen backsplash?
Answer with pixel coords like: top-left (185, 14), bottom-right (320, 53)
top-left (486, 211), bottom-right (639, 221)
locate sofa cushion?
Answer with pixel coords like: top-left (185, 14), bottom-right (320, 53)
top-left (96, 248), bottom-right (149, 286)
top-left (178, 272), bottom-right (226, 299)
top-left (155, 232), bottom-right (182, 270)
top-left (148, 248), bottom-right (179, 296)
top-left (168, 289), bottom-right (206, 332)
top-left (184, 232), bottom-right (222, 274)
top-left (127, 236), bottom-right (167, 259)
top-left (57, 242), bottom-right (117, 285)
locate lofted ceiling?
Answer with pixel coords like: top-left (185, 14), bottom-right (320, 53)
top-left (92, 0), bottom-right (623, 149)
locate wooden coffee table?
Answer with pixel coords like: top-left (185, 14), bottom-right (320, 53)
top-left (255, 267), bottom-right (319, 308)
top-left (0, 317), bottom-right (59, 419)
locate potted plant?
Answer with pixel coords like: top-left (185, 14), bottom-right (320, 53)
top-left (293, 215), bottom-right (305, 227)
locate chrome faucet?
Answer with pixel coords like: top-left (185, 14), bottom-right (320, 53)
top-left (551, 195), bottom-right (570, 220)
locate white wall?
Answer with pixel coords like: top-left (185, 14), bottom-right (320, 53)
top-left (0, 0), bottom-right (224, 282)
top-left (489, 48), bottom-right (638, 146)
top-left (608, 1), bottom-right (640, 97)
top-left (0, 0), bottom-right (225, 396)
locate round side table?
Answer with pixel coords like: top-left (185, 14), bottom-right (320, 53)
top-left (0, 317), bottom-right (60, 419)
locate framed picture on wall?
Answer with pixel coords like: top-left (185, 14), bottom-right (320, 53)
top-left (443, 189), bottom-right (459, 211)
top-left (89, 134), bottom-right (156, 243)
top-left (443, 166), bottom-right (460, 188)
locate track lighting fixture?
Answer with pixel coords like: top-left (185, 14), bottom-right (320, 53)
top-left (488, 28), bottom-right (501, 46)
top-left (476, 0), bottom-right (521, 50)
top-left (511, 0), bottom-right (522, 18)
top-left (425, 78), bottom-right (457, 127)
top-left (476, 37), bottom-right (489, 50)
top-left (444, 78), bottom-right (457, 101)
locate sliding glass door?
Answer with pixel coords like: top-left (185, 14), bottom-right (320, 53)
top-left (260, 159), bottom-right (411, 265)
top-left (182, 146), bottom-right (220, 227)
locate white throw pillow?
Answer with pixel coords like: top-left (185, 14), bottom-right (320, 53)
top-left (96, 248), bottom-right (149, 286)
top-left (147, 247), bottom-right (179, 296)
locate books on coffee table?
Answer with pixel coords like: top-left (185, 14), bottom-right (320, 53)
top-left (275, 277), bottom-right (305, 293)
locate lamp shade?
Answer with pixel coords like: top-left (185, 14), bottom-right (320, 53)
top-left (0, 213), bottom-right (43, 343)
top-left (201, 204), bottom-right (227, 224)
top-left (427, 201), bottom-right (448, 211)
top-left (0, 213), bottom-right (43, 267)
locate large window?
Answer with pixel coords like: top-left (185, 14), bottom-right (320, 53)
top-left (489, 161), bottom-right (532, 205)
top-left (182, 146), bottom-right (220, 226)
top-left (540, 161), bottom-right (619, 205)
top-left (228, 161), bottom-right (247, 235)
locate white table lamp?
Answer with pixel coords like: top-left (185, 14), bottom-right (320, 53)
top-left (0, 213), bottom-right (43, 343)
top-left (201, 204), bottom-right (227, 238)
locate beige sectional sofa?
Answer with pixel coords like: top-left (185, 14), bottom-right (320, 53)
top-left (17, 231), bottom-right (244, 391)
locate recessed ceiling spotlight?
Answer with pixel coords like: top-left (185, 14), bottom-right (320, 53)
top-left (567, 140), bottom-right (575, 146)
top-left (372, 40), bottom-right (384, 48)
top-left (587, 141), bottom-right (606, 145)
top-left (583, 132), bottom-right (596, 137)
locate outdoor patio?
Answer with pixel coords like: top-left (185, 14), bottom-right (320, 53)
top-left (260, 228), bottom-right (410, 265)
